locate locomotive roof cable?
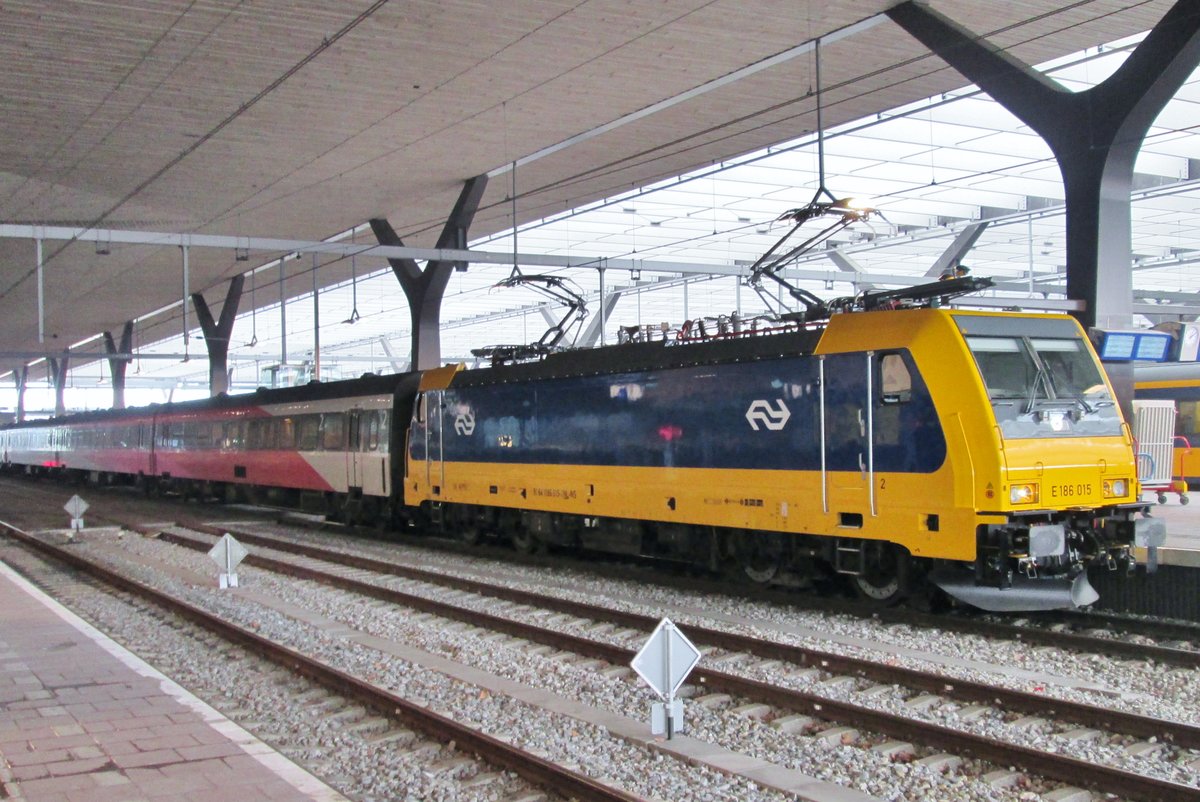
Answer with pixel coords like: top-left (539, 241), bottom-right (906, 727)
top-left (742, 38), bottom-right (881, 323)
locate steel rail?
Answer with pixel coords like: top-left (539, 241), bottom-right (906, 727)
top-left (166, 510), bottom-right (1200, 670)
top-left (0, 521), bottom-right (645, 802)
top-left (146, 524), bottom-right (1200, 802)
top-left (9, 473), bottom-right (1194, 663)
top-left (157, 521), bottom-right (1200, 749)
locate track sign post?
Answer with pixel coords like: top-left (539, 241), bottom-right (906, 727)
top-left (63, 495), bottom-right (88, 533)
top-left (207, 534), bottom-right (248, 589)
top-left (630, 618), bottom-right (701, 739)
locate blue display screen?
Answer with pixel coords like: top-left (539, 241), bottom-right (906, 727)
top-left (1097, 330), bottom-right (1171, 362)
top-left (1134, 334), bottom-right (1170, 361)
top-left (1099, 333), bottom-right (1136, 360)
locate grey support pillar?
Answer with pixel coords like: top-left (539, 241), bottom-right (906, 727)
top-left (48, 355), bottom-right (68, 417)
top-left (924, 222), bottom-right (988, 279)
top-left (829, 251), bottom-right (876, 291)
top-left (578, 289), bottom-right (624, 348)
top-left (378, 337), bottom-right (408, 373)
top-left (13, 367), bottom-right (27, 423)
top-left (191, 276), bottom-right (245, 396)
top-left (102, 321), bottom-right (134, 410)
top-left (888, 0), bottom-right (1200, 329)
top-left (370, 174), bottom-right (488, 370)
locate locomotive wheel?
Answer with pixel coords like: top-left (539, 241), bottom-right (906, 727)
top-left (510, 527), bottom-right (540, 554)
top-left (852, 542), bottom-right (909, 605)
top-left (736, 531), bottom-right (785, 585)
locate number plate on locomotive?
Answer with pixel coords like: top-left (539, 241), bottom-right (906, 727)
top-left (1049, 482), bottom-right (1092, 499)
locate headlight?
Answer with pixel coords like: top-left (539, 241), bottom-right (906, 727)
top-left (1009, 483), bottom-right (1039, 505)
top-left (1103, 478), bottom-right (1127, 498)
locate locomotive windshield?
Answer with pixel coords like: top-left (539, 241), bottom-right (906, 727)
top-left (958, 318), bottom-right (1121, 439)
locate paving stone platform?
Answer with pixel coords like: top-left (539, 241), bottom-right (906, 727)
top-left (0, 559), bottom-right (345, 802)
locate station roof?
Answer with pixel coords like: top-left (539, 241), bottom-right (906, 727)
top-left (0, 0), bottom-right (1183, 390)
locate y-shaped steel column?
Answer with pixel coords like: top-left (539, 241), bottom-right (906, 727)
top-left (370, 174), bottom-right (488, 371)
top-left (47, 355), bottom-right (68, 417)
top-left (102, 322), bottom-right (134, 409)
top-left (13, 367), bottom-right (27, 423)
top-left (888, 0), bottom-right (1200, 329)
top-left (191, 276), bottom-right (245, 396)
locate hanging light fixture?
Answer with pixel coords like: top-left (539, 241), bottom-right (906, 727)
top-left (343, 252), bottom-right (361, 324)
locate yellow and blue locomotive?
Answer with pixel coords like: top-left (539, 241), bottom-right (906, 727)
top-left (406, 286), bottom-right (1161, 611)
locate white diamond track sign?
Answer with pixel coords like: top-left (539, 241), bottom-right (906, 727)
top-left (207, 534), bottom-right (249, 589)
top-left (631, 617), bottom-right (701, 699)
top-left (64, 495), bottom-right (88, 531)
top-left (631, 618), bottom-right (701, 739)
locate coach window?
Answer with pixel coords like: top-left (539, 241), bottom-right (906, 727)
top-left (378, 411), bottom-right (391, 453)
top-left (275, 418), bottom-right (289, 449)
top-left (1180, 401), bottom-right (1199, 441)
top-left (230, 420), bottom-right (247, 451)
top-left (247, 420), bottom-right (264, 450)
top-left (321, 413), bottom-right (346, 450)
top-left (297, 416), bottom-right (319, 450)
top-left (365, 413), bottom-right (379, 451)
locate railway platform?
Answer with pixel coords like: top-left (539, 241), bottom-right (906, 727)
top-left (1090, 492), bottom-right (1200, 619)
top-left (1144, 492), bottom-right (1200, 564)
top-left (0, 561), bottom-right (346, 802)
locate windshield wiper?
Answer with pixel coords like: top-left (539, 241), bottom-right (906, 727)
top-left (1023, 366), bottom-right (1048, 414)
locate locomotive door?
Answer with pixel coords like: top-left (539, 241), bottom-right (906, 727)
top-left (821, 353), bottom-right (875, 517)
top-left (426, 390), bottom-right (446, 496)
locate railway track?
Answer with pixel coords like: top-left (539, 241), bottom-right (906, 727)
top-left (102, 517), bottom-right (1200, 802)
top-left (4, 473), bottom-right (1196, 663)
top-left (4, 475), bottom-right (1200, 800)
top-left (0, 519), bottom-right (644, 802)
top-left (166, 514), bottom-right (1200, 677)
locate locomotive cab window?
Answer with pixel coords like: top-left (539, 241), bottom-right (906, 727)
top-left (966, 332), bottom-right (1119, 438)
top-left (879, 354), bottom-right (911, 404)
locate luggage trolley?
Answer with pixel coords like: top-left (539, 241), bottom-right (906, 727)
top-left (1133, 399), bottom-right (1188, 504)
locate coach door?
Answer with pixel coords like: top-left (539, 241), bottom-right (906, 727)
top-left (348, 408), bottom-right (388, 498)
top-left (347, 408), bottom-right (364, 492)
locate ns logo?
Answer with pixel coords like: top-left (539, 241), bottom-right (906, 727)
top-left (454, 411), bottom-right (476, 436)
top-left (745, 399), bottom-right (790, 431)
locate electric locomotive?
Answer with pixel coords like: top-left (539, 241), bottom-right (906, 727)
top-left (405, 291), bottom-right (1160, 611)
